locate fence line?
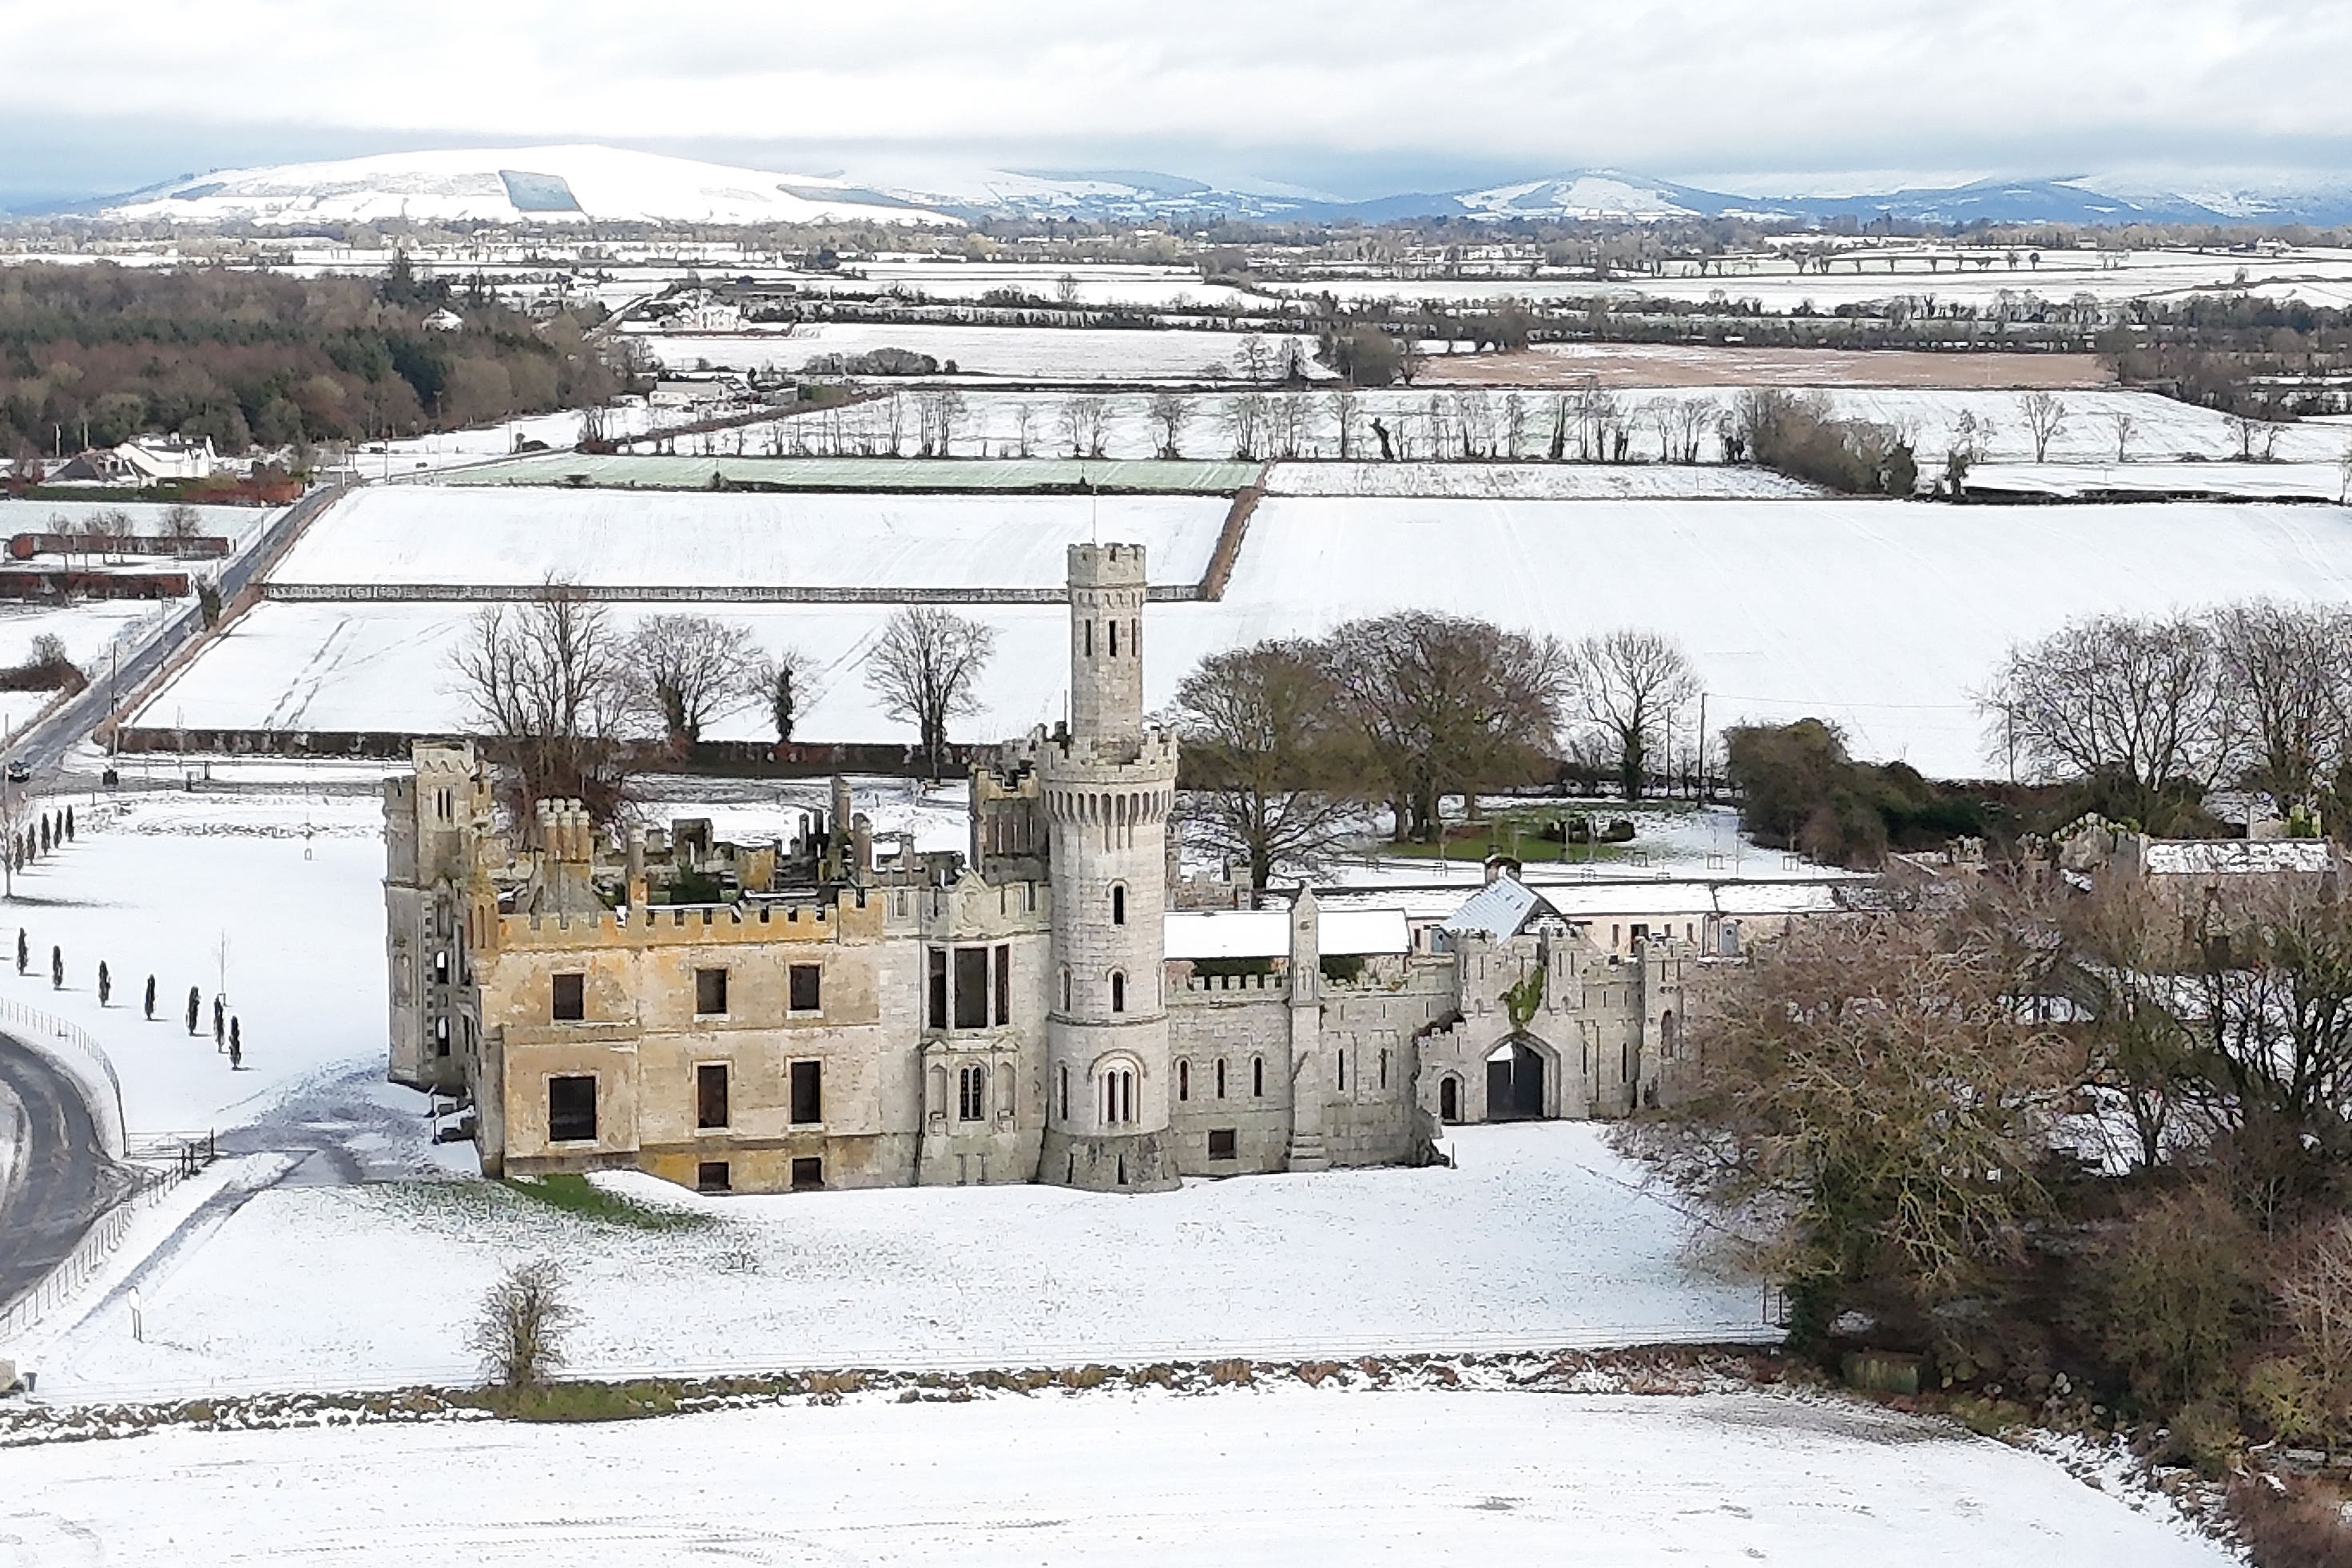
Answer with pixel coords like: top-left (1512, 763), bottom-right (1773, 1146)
top-left (0, 995), bottom-right (125, 1159)
top-left (0, 1155), bottom-right (198, 1345)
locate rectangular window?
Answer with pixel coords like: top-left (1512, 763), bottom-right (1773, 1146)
top-left (694, 967), bottom-right (729, 1017)
top-left (789, 963), bottom-right (822, 1014)
top-left (791, 1155), bottom-right (824, 1192)
top-left (551, 972), bottom-right (585, 1022)
top-left (547, 1074), bottom-right (597, 1142)
top-left (992, 944), bottom-right (1010, 1026)
top-left (927, 947), bottom-right (948, 1030)
top-left (697, 1161), bottom-right (730, 1193)
top-left (1208, 1129), bottom-right (1238, 1161)
top-left (696, 1062), bottom-right (729, 1130)
top-left (953, 946), bottom-right (990, 1031)
top-left (790, 1058), bottom-right (823, 1125)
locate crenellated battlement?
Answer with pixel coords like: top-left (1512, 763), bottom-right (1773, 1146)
top-left (1066, 541), bottom-right (1149, 587)
top-left (494, 889), bottom-right (886, 951)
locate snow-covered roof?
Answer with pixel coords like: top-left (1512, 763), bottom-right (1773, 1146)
top-left (2144, 839), bottom-right (2338, 877)
top-left (1441, 877), bottom-right (1555, 940)
top-left (1162, 907), bottom-right (1409, 961)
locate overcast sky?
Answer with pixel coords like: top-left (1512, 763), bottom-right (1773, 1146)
top-left (3, 0), bottom-right (2346, 205)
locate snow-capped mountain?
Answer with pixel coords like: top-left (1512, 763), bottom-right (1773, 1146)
top-left (97, 145), bottom-right (957, 228)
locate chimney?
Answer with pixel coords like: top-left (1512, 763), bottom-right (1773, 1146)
top-left (626, 824), bottom-right (648, 909)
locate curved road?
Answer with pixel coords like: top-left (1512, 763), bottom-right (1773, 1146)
top-left (0, 1034), bottom-right (122, 1313)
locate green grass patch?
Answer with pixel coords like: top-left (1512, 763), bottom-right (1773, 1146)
top-left (466, 1379), bottom-right (685, 1423)
top-left (1383, 820), bottom-right (1638, 864)
top-left (502, 1173), bottom-right (713, 1232)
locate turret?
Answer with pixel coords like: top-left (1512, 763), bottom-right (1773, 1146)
top-left (1039, 542), bottom-right (1181, 1193)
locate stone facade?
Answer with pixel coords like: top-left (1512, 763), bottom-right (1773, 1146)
top-left (384, 543), bottom-right (1693, 1196)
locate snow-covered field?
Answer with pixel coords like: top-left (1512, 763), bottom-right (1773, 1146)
top-left (19, 1121), bottom-right (1766, 1399)
top-left (1264, 460), bottom-right (1819, 498)
top-left (643, 323), bottom-right (1334, 383)
top-left (1262, 244), bottom-right (2352, 314)
top-left (621, 381), bottom-right (2347, 468)
top-left (0, 498), bottom-right (278, 544)
top-left (1971, 459), bottom-right (2351, 500)
top-left (138, 498), bottom-right (2352, 776)
top-left (0, 1388), bottom-right (2231, 1567)
top-left (268, 486), bottom-right (1228, 591)
top-left (331, 399), bottom-right (668, 478)
top-left (0, 597), bottom-right (181, 677)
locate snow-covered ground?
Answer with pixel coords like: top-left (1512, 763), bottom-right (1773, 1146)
top-left (0, 786), bottom-right (390, 1137)
top-left (1971, 459), bottom-right (2351, 500)
top-left (0, 498), bottom-right (278, 544)
top-left (268, 486), bottom-right (1229, 590)
top-left (0, 1387), bottom-right (2231, 1566)
top-left (138, 497), bottom-right (2352, 777)
top-left (643, 323), bottom-right (1334, 383)
top-left (20, 1122), bottom-right (1763, 1400)
top-left (328, 399), bottom-right (669, 478)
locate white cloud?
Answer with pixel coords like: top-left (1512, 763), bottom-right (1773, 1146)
top-left (2, 0), bottom-right (2346, 181)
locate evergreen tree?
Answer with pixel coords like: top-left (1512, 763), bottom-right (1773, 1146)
top-left (64, 807), bottom-right (73, 841)
top-left (185, 985), bottom-right (200, 1035)
top-left (213, 994), bottom-right (224, 1046)
top-left (228, 1017), bottom-right (242, 1070)
top-left (97, 961), bottom-right (109, 1006)
top-left (144, 974), bottom-right (156, 1020)
top-left (14, 927), bottom-right (24, 975)
top-left (49, 944), bottom-right (61, 989)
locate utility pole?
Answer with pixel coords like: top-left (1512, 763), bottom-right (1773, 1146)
top-left (1697, 692), bottom-right (1709, 803)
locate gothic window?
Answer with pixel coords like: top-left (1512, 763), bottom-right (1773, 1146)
top-left (1252, 1055), bottom-right (1265, 1097)
top-left (1101, 1066), bottom-right (1136, 1126)
top-left (1110, 883), bottom-right (1126, 926)
top-left (1660, 1010), bottom-right (1679, 1060)
top-left (1059, 1063), bottom-right (1070, 1121)
top-left (1110, 970), bottom-right (1126, 1013)
top-left (958, 1064), bottom-right (987, 1121)
top-left (1178, 1059), bottom-right (1190, 1101)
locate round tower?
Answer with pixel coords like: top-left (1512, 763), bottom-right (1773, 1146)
top-left (1039, 542), bottom-right (1181, 1193)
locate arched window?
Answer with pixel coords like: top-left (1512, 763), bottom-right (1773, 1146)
top-left (1058, 1064), bottom-right (1070, 1121)
top-left (1178, 1059), bottom-right (1191, 1101)
top-left (432, 949), bottom-right (450, 986)
top-left (1378, 1049), bottom-right (1389, 1090)
top-left (1214, 1058), bottom-right (1226, 1099)
top-left (958, 1064), bottom-right (986, 1121)
top-left (1110, 883), bottom-right (1126, 926)
top-left (1101, 1066), bottom-right (1135, 1125)
top-left (1252, 1055), bottom-right (1265, 1097)
top-left (1110, 971), bottom-right (1126, 1013)
top-left (1440, 1076), bottom-right (1461, 1123)
top-left (1660, 1010), bottom-right (1679, 1061)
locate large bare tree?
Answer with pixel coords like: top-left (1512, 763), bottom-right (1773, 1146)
top-left (1171, 641), bottom-right (1365, 897)
top-left (627, 613), bottom-right (754, 749)
top-left (865, 607), bottom-right (995, 780)
top-left (2206, 600), bottom-right (2352, 816)
top-left (1570, 629), bottom-right (1701, 800)
top-left (1146, 391), bottom-right (1191, 460)
top-left (1321, 611), bottom-right (1567, 843)
top-left (449, 581), bottom-right (634, 822)
top-left (1982, 612), bottom-right (2228, 808)
top-left (2019, 390), bottom-right (2069, 462)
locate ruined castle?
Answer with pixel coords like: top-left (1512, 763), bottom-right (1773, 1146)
top-left (384, 543), bottom-right (1693, 1195)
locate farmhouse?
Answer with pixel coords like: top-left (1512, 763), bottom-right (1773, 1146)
top-left (384, 544), bottom-right (1695, 1195)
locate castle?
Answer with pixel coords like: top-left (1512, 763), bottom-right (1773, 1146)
top-left (384, 543), bottom-right (1694, 1195)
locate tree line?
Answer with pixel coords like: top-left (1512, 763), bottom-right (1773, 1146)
top-left (0, 261), bottom-right (629, 466)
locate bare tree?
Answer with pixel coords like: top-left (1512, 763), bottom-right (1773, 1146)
top-left (865, 606), bottom-right (996, 780)
top-left (628, 614), bottom-right (753, 749)
top-left (1220, 392), bottom-right (1269, 459)
top-left (1570, 629), bottom-right (1702, 800)
top-left (1172, 641), bottom-right (1365, 896)
top-left (449, 581), bottom-right (634, 822)
top-left (1235, 333), bottom-right (1271, 383)
top-left (161, 502), bottom-right (205, 546)
top-left (1982, 613), bottom-right (2228, 809)
top-left (1057, 395), bottom-right (1110, 458)
top-left (2338, 441), bottom-right (2352, 506)
top-left (2109, 409), bottom-right (2137, 463)
top-left (1327, 388), bottom-right (1362, 461)
top-left (468, 1257), bottom-right (576, 1392)
top-left (2207, 600), bottom-right (2352, 814)
top-left (2020, 391), bottom-right (2069, 462)
top-left (1321, 611), bottom-right (1567, 842)
top-left (1146, 391), bottom-right (1192, 460)
top-left (1011, 401), bottom-right (1037, 459)
top-left (751, 646), bottom-right (821, 744)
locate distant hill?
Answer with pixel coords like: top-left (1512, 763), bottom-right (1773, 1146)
top-left (43, 144), bottom-right (2352, 229)
top-left (90, 145), bottom-right (958, 228)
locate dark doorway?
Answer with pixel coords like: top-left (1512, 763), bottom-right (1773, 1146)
top-left (1484, 1040), bottom-right (1547, 1121)
top-left (1439, 1076), bottom-right (1461, 1123)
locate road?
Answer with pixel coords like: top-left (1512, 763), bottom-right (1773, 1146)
top-left (0, 1031), bottom-right (125, 1314)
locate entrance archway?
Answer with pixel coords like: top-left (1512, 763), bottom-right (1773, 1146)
top-left (1484, 1037), bottom-right (1547, 1121)
top-left (1439, 1075), bottom-right (1461, 1123)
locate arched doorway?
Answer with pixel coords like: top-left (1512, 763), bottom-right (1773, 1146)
top-left (1484, 1037), bottom-right (1547, 1121)
top-left (1439, 1075), bottom-right (1462, 1123)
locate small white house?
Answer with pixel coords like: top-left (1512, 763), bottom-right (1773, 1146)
top-left (422, 308), bottom-right (466, 332)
